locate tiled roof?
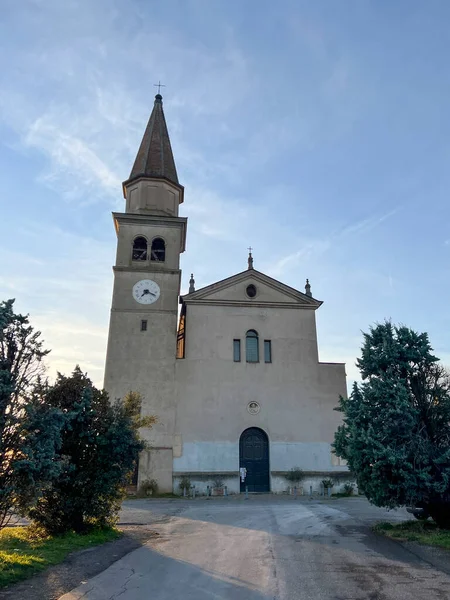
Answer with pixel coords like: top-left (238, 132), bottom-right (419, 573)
top-left (128, 94), bottom-right (179, 185)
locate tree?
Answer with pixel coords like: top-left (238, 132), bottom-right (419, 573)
top-left (334, 321), bottom-right (450, 528)
top-left (0, 299), bottom-right (63, 529)
top-left (28, 369), bottom-right (150, 534)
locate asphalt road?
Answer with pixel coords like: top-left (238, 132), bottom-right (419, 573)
top-left (61, 496), bottom-right (450, 599)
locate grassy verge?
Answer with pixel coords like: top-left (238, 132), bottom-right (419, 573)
top-left (374, 520), bottom-right (450, 550)
top-left (0, 526), bottom-right (121, 588)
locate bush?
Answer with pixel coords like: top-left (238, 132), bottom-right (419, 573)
top-left (212, 478), bottom-right (224, 489)
top-left (138, 479), bottom-right (158, 497)
top-left (322, 478), bottom-right (334, 489)
top-left (27, 368), bottom-right (147, 534)
top-left (284, 468), bottom-right (304, 485)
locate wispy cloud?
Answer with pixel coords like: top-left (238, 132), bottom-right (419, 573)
top-left (0, 224), bottom-right (113, 384)
top-left (264, 208), bottom-right (400, 282)
top-left (25, 116), bottom-right (121, 198)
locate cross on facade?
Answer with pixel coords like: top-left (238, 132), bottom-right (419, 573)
top-left (248, 246), bottom-right (254, 270)
top-left (154, 81), bottom-right (166, 94)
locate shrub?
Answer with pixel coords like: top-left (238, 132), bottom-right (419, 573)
top-left (212, 478), bottom-right (224, 489)
top-left (322, 478), bottom-right (334, 489)
top-left (27, 369), bottom-right (148, 534)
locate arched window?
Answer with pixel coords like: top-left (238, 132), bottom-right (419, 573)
top-left (151, 237), bottom-right (166, 262)
top-left (132, 236), bottom-right (147, 261)
top-left (246, 330), bottom-right (259, 363)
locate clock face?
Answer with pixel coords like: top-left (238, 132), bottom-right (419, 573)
top-left (132, 279), bottom-right (161, 305)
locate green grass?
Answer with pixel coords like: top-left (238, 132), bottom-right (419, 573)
top-left (374, 520), bottom-right (450, 550)
top-left (0, 526), bottom-right (121, 588)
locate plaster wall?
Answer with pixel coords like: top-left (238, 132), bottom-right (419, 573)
top-left (125, 178), bottom-right (181, 216)
top-left (203, 277), bottom-right (311, 305)
top-left (139, 448), bottom-right (173, 492)
top-left (114, 216), bottom-right (185, 270)
top-left (175, 303), bottom-right (346, 448)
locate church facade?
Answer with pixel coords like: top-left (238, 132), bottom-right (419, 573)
top-left (104, 94), bottom-right (348, 494)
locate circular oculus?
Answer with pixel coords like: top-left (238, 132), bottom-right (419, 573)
top-left (246, 284), bottom-right (257, 298)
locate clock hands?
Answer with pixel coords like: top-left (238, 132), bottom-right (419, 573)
top-left (141, 289), bottom-right (156, 298)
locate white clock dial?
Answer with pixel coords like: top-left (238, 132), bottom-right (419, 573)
top-left (132, 279), bottom-right (161, 305)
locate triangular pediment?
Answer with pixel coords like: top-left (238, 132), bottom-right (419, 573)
top-left (181, 269), bottom-right (322, 310)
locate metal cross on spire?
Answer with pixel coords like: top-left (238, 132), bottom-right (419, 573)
top-left (154, 81), bottom-right (166, 94)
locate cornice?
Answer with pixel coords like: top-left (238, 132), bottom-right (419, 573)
top-left (113, 266), bottom-right (181, 275)
top-left (184, 299), bottom-right (319, 310)
top-left (110, 308), bottom-right (178, 315)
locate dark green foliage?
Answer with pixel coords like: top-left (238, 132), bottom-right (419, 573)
top-left (321, 478), bottom-right (334, 489)
top-left (334, 321), bottom-right (450, 528)
top-left (28, 368), bottom-right (146, 534)
top-left (0, 300), bottom-right (63, 529)
top-left (343, 483), bottom-right (354, 496)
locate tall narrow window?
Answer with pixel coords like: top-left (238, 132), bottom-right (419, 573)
top-left (151, 237), bottom-right (166, 262)
top-left (233, 339), bottom-right (241, 362)
top-left (246, 330), bottom-right (259, 363)
top-left (264, 340), bottom-right (272, 363)
top-left (132, 236), bottom-right (147, 261)
top-left (141, 320), bottom-right (148, 332)
top-left (177, 308), bottom-right (186, 359)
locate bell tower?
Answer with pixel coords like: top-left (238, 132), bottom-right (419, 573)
top-left (104, 93), bottom-right (187, 492)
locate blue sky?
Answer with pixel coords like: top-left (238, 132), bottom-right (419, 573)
top-left (1, 0), bottom-right (450, 386)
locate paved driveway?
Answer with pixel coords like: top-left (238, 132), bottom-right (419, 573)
top-left (61, 496), bottom-right (450, 599)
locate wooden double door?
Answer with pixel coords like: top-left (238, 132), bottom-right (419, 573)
top-left (239, 428), bottom-right (270, 493)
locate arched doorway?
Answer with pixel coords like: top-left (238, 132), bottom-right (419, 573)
top-left (239, 428), bottom-right (270, 493)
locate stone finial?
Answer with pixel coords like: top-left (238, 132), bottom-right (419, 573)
top-left (189, 273), bottom-right (196, 294)
top-left (305, 278), bottom-right (312, 297)
top-left (248, 247), bottom-right (254, 270)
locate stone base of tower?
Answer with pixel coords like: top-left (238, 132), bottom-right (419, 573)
top-left (138, 448), bottom-right (173, 493)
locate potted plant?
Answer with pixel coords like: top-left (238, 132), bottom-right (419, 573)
top-left (178, 476), bottom-right (191, 496)
top-left (212, 478), bottom-right (225, 496)
top-left (284, 467), bottom-right (304, 494)
top-left (322, 478), bottom-right (334, 495)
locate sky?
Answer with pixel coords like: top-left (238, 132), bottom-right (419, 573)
top-left (1, 0), bottom-right (450, 388)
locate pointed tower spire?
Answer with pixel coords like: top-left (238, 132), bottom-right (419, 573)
top-left (128, 93), bottom-right (179, 186)
top-left (122, 93), bottom-right (184, 212)
top-left (305, 278), bottom-right (312, 297)
top-left (189, 273), bottom-right (196, 294)
top-left (248, 247), bottom-right (254, 270)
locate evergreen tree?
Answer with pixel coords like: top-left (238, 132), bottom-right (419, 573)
top-left (334, 322), bottom-right (450, 528)
top-left (28, 368), bottom-right (148, 534)
top-left (0, 299), bottom-right (63, 529)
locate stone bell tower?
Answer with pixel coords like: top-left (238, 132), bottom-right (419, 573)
top-left (104, 93), bottom-right (187, 491)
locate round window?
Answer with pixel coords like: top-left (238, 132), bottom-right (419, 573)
top-left (246, 284), bottom-right (257, 298)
